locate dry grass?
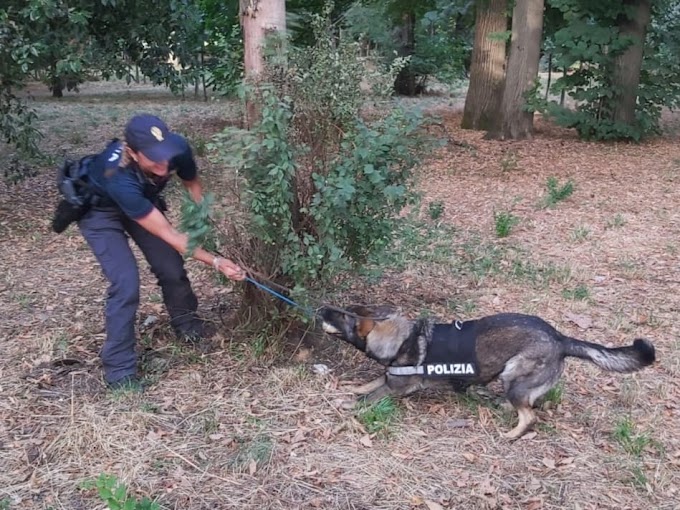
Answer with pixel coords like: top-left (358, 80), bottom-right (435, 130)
top-left (1, 80), bottom-right (680, 510)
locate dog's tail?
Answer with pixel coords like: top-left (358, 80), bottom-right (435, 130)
top-left (561, 336), bottom-right (655, 372)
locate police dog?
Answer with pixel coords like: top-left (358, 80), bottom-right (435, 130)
top-left (319, 305), bottom-right (656, 439)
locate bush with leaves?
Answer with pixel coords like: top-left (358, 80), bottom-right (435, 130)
top-left (0, 8), bottom-right (42, 156)
top-left (209, 8), bottom-right (429, 298)
top-left (538, 0), bottom-right (680, 141)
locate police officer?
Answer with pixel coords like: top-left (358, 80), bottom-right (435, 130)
top-left (79, 114), bottom-right (245, 390)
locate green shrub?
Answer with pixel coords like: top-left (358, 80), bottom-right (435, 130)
top-left (544, 177), bottom-right (574, 207)
top-left (427, 200), bottom-right (445, 220)
top-left (83, 474), bottom-right (160, 510)
top-left (494, 211), bottom-right (519, 238)
top-left (208, 8), bottom-right (429, 294)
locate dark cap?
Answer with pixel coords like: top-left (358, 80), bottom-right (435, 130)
top-left (124, 114), bottom-right (184, 163)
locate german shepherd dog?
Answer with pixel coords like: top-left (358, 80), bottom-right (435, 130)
top-left (319, 305), bottom-right (656, 439)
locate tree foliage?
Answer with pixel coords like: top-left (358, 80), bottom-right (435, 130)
top-left (343, 0), bottom-right (473, 93)
top-left (537, 0), bottom-right (680, 140)
top-left (1, 0), bottom-right (209, 152)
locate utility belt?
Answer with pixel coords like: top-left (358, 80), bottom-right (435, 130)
top-left (51, 152), bottom-right (169, 233)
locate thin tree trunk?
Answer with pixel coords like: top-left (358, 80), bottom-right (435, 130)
top-left (461, 0), bottom-right (508, 131)
top-left (545, 52), bottom-right (552, 100)
top-left (394, 11), bottom-right (417, 96)
top-left (240, 0), bottom-right (287, 128)
top-left (201, 49), bottom-right (208, 102)
top-left (611, 0), bottom-right (652, 125)
top-left (487, 0), bottom-right (544, 140)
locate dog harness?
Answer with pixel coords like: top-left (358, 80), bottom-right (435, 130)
top-left (388, 320), bottom-right (479, 378)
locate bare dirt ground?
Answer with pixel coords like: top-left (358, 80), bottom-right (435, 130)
top-left (1, 80), bottom-right (679, 510)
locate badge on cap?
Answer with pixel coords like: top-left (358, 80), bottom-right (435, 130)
top-left (150, 126), bottom-right (164, 141)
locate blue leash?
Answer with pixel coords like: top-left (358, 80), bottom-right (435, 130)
top-left (245, 276), bottom-right (315, 316)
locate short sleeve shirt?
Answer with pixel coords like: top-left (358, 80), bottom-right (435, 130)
top-left (88, 138), bottom-right (197, 219)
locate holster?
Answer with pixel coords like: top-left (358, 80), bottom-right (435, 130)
top-left (51, 199), bottom-right (89, 233)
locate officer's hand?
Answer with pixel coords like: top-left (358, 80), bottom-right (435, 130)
top-left (214, 257), bottom-right (246, 281)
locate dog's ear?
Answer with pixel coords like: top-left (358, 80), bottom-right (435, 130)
top-left (357, 318), bottom-right (375, 338)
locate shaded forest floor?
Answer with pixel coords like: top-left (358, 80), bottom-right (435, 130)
top-left (1, 80), bottom-right (679, 510)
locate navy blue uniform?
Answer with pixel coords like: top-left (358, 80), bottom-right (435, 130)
top-left (78, 138), bottom-right (201, 385)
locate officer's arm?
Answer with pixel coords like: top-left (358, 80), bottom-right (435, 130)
top-left (182, 177), bottom-right (203, 203)
top-left (173, 143), bottom-right (202, 203)
top-left (135, 207), bottom-right (245, 280)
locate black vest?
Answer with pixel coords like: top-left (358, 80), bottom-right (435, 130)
top-left (421, 320), bottom-right (478, 378)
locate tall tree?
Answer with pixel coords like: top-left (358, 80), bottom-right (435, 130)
top-left (240, 0), bottom-right (287, 127)
top-left (461, 0), bottom-right (508, 131)
top-left (393, 9), bottom-right (417, 95)
top-left (611, 0), bottom-right (652, 125)
top-left (488, 0), bottom-right (544, 140)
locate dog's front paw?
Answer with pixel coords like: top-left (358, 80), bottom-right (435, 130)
top-left (332, 396), bottom-right (358, 410)
top-left (341, 383), bottom-right (371, 395)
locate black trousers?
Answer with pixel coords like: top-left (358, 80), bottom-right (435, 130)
top-left (78, 206), bottom-right (199, 383)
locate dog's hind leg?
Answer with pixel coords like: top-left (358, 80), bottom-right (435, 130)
top-left (500, 355), bottom-right (564, 439)
top-left (504, 406), bottom-right (536, 439)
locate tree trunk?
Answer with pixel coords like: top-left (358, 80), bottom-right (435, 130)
top-left (545, 52), bottom-right (552, 100)
top-left (394, 11), bottom-right (417, 96)
top-left (240, 0), bottom-right (287, 128)
top-left (611, 0), bottom-right (652, 125)
top-left (461, 0), bottom-right (508, 131)
top-left (50, 62), bottom-right (64, 98)
top-left (51, 80), bottom-right (64, 98)
top-left (487, 0), bottom-right (544, 140)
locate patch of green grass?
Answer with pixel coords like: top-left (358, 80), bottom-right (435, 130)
top-left (355, 397), bottom-right (400, 436)
top-left (509, 258), bottom-right (572, 287)
top-left (364, 219), bottom-right (570, 291)
top-left (605, 213), bottom-right (627, 229)
top-left (615, 257), bottom-right (641, 278)
top-left (494, 211), bottom-right (519, 238)
top-left (543, 382), bottom-right (564, 406)
top-left (139, 402), bottom-right (160, 414)
top-left (459, 239), bottom-right (505, 281)
top-left (613, 417), bottom-right (651, 457)
top-left (570, 225), bottom-right (590, 242)
top-left (543, 176), bottom-right (575, 207)
top-left (367, 219), bottom-right (456, 272)
top-left (534, 422), bottom-right (558, 435)
top-left (251, 333), bottom-right (269, 358)
top-left (69, 131), bottom-right (85, 145)
top-left (456, 390), bottom-right (485, 414)
top-left (427, 200), bottom-right (445, 221)
top-left (628, 464), bottom-right (648, 490)
top-left (53, 333), bottom-right (70, 357)
top-left (562, 284), bottom-right (590, 301)
top-left (203, 411), bottom-right (220, 435)
top-left (229, 434), bottom-right (274, 472)
top-left (191, 135), bottom-right (208, 157)
top-left (446, 299), bottom-right (477, 316)
top-left (15, 293), bottom-right (34, 310)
